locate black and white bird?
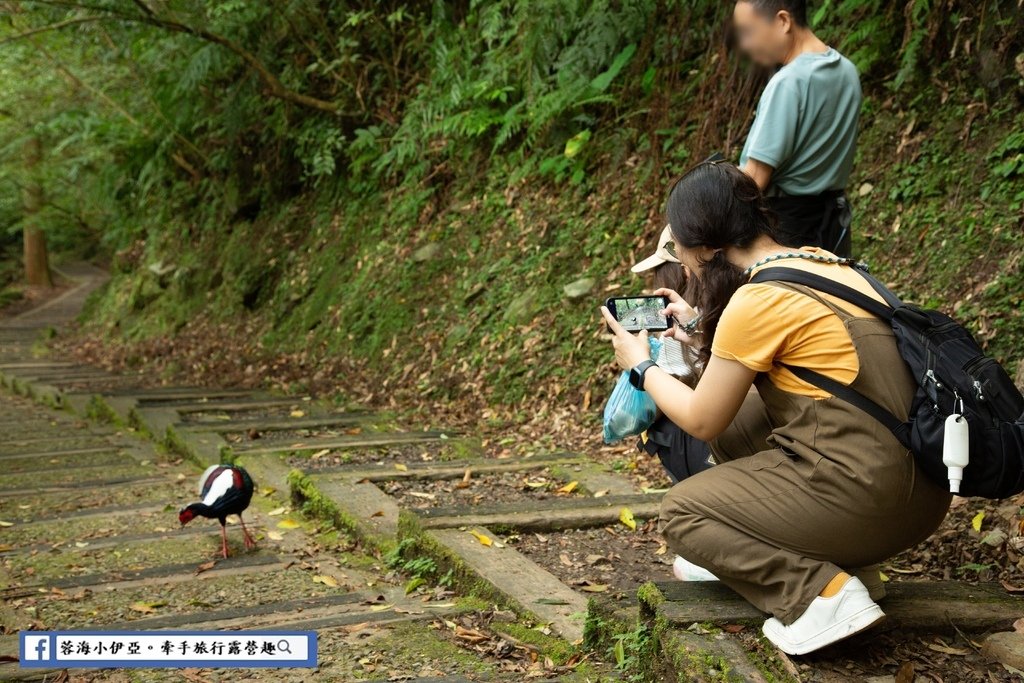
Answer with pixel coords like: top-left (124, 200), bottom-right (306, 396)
top-left (178, 464), bottom-right (256, 559)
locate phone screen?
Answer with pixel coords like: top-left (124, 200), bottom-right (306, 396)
top-left (606, 296), bottom-right (671, 332)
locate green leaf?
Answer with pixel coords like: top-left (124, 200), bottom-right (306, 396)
top-left (590, 43), bottom-right (637, 93)
top-left (614, 637), bottom-right (625, 668)
top-left (564, 130), bottom-right (592, 159)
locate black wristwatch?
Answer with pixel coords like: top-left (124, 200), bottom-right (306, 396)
top-left (629, 360), bottom-right (658, 390)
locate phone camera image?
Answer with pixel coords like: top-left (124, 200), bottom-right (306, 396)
top-left (608, 296), bottom-right (669, 332)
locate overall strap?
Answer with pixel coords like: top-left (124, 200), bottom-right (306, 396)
top-left (748, 266), bottom-right (912, 449)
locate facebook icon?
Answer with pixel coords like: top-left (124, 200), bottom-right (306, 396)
top-left (21, 634), bottom-right (51, 662)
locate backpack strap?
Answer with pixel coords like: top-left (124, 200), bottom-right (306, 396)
top-left (748, 267), bottom-right (894, 321)
top-left (779, 364), bottom-right (912, 448)
top-left (748, 265), bottom-right (912, 449)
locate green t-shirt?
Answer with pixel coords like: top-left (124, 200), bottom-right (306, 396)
top-left (739, 48), bottom-right (862, 196)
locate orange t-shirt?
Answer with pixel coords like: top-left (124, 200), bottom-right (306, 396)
top-left (710, 248), bottom-right (888, 399)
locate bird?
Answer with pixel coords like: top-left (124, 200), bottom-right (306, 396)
top-left (179, 464), bottom-right (256, 559)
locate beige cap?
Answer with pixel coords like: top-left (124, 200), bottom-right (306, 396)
top-left (631, 224), bottom-right (680, 273)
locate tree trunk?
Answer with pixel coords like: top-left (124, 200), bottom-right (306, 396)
top-left (22, 136), bottom-right (53, 287)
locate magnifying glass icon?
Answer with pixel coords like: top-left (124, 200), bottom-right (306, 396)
top-left (277, 639), bottom-right (293, 655)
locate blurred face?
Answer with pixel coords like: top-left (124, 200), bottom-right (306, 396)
top-left (733, 1), bottom-right (795, 66)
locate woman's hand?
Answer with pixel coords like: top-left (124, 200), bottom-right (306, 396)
top-left (600, 307), bottom-right (651, 371)
top-left (654, 288), bottom-right (701, 347)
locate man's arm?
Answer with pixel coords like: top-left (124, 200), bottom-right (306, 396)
top-left (742, 157), bottom-right (774, 191)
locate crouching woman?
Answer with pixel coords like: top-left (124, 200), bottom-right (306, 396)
top-left (600, 161), bottom-right (950, 655)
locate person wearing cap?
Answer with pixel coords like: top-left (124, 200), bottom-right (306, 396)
top-left (734, 0), bottom-right (861, 257)
top-left (631, 225), bottom-right (715, 482)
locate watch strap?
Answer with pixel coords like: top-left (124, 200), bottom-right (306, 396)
top-left (630, 360), bottom-right (658, 390)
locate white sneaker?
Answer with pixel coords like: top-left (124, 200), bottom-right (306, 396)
top-left (762, 576), bottom-right (885, 655)
top-left (672, 555), bottom-right (718, 582)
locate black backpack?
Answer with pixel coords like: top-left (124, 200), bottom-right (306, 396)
top-left (751, 265), bottom-right (1024, 499)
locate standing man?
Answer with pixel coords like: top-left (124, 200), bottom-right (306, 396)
top-left (734, 0), bottom-right (862, 257)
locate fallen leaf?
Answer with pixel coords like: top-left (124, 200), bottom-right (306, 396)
top-left (579, 583), bottom-right (609, 593)
top-left (535, 598), bottom-right (570, 605)
top-left (619, 507), bottom-right (636, 531)
top-left (655, 544), bottom-right (668, 556)
top-left (310, 449), bottom-right (330, 459)
top-left (129, 601), bottom-right (166, 614)
top-left (405, 577), bottom-right (426, 594)
top-left (523, 479), bottom-right (548, 488)
top-left (74, 541), bottom-right (89, 548)
top-left (928, 642), bottom-right (970, 656)
top-left (454, 626), bottom-right (489, 644)
top-left (290, 410), bottom-right (305, 418)
top-left (194, 561), bottom-right (216, 575)
top-left (277, 519), bottom-right (300, 529)
top-left (369, 603), bottom-right (393, 612)
top-left (0, 520), bottom-right (13, 527)
top-left (267, 507), bottom-right (287, 516)
top-left (895, 661), bottom-right (915, 683)
top-left (593, 489), bottom-right (609, 498)
top-left (313, 574), bottom-right (339, 588)
top-left (469, 530), bottom-right (492, 547)
top-left (267, 531), bottom-right (284, 541)
top-left (972, 511), bottom-right (985, 532)
top-left (557, 481), bottom-right (579, 494)
top-left (341, 621), bottom-right (371, 634)
top-left (259, 486), bottom-right (276, 497)
top-left (879, 571), bottom-right (890, 583)
top-left (1002, 581), bottom-right (1024, 594)
top-left (722, 624), bottom-right (746, 634)
top-left (407, 491), bottom-right (436, 500)
top-left (394, 463), bottom-right (408, 472)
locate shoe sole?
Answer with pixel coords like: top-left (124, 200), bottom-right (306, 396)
top-left (763, 605), bottom-right (886, 656)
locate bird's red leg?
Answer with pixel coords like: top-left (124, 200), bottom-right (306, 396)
top-left (239, 515), bottom-right (256, 549)
top-left (220, 523), bottom-right (230, 559)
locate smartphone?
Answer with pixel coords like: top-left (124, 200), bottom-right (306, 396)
top-left (605, 295), bottom-right (673, 332)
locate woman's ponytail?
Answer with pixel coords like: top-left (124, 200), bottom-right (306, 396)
top-left (666, 162), bottom-right (777, 364)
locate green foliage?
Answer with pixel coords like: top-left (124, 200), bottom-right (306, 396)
top-left (0, 0), bottom-right (1021, 416)
top-left (385, 537), bottom-right (439, 580)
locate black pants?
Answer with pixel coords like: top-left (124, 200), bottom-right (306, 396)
top-left (768, 191), bottom-right (852, 258)
top-left (638, 415), bottom-right (715, 483)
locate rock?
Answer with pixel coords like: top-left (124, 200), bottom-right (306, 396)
top-left (504, 287), bottom-right (542, 324)
top-left (858, 182), bottom-right (874, 197)
top-left (412, 243), bottom-right (441, 262)
top-left (563, 277), bottom-right (595, 300)
top-left (983, 631), bottom-right (1024, 671)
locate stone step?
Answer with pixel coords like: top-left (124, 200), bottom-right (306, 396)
top-left (184, 413), bottom-right (371, 434)
top-left (650, 580), bottom-right (1024, 634)
top-left (415, 492), bottom-right (662, 531)
top-left (0, 553), bottom-right (285, 597)
top-left (235, 430), bottom-right (452, 454)
top-left (313, 451), bottom-right (583, 481)
top-left (428, 526), bottom-right (588, 643)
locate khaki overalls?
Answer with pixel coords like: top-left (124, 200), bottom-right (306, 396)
top-left (659, 283), bottom-right (952, 624)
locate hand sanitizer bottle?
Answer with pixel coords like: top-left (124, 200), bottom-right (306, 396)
top-left (942, 413), bottom-right (970, 494)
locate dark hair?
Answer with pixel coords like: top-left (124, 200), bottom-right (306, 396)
top-left (666, 162), bottom-right (778, 363)
top-left (652, 261), bottom-right (703, 387)
top-left (743, 0), bottom-right (808, 27)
